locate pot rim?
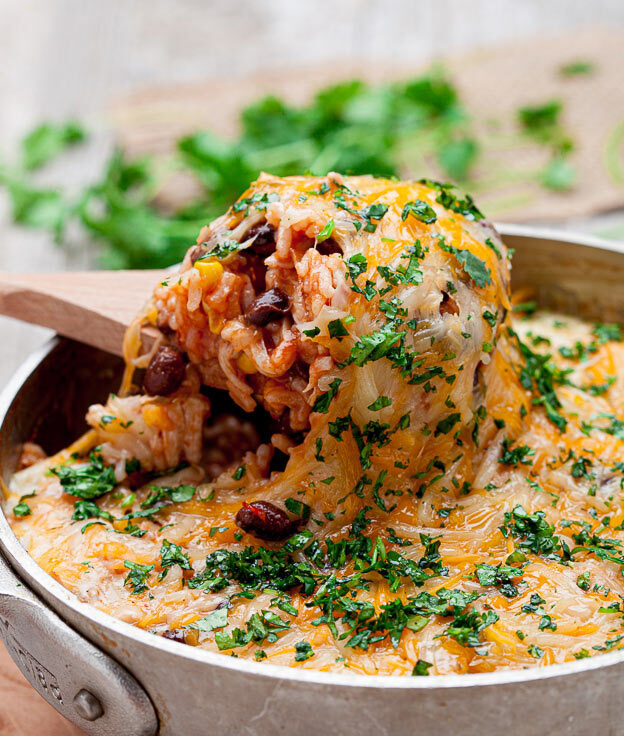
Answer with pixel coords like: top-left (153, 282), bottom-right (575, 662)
top-left (2, 223), bottom-right (624, 692)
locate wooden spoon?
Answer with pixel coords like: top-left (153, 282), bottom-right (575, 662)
top-left (0, 270), bottom-right (168, 357)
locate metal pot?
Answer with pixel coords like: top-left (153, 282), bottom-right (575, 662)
top-left (1, 225), bottom-right (623, 736)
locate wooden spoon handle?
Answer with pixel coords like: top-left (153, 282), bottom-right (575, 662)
top-left (0, 270), bottom-right (167, 357)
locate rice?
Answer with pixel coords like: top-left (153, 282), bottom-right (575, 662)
top-left (6, 174), bottom-right (624, 677)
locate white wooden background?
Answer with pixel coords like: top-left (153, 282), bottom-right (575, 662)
top-left (1, 0), bottom-right (624, 388)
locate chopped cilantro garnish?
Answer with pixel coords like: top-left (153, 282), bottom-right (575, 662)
top-left (528, 644), bottom-right (544, 658)
top-left (232, 464), bottom-right (246, 481)
top-left (189, 608), bottom-right (228, 631)
top-left (401, 199), bottom-right (437, 224)
top-left (437, 237), bottom-right (491, 287)
top-left (159, 539), bottom-right (192, 580)
top-left (72, 499), bottom-right (114, 523)
top-left (435, 413), bottom-right (461, 437)
top-left (499, 438), bottom-right (535, 467)
top-left (500, 505), bottom-right (571, 562)
top-left (482, 310), bottom-right (498, 328)
top-left (316, 217), bottom-right (334, 243)
top-left (123, 560), bottom-right (154, 594)
top-left (412, 659), bottom-right (432, 676)
top-left (592, 323), bottom-right (622, 344)
top-left (343, 323), bottom-right (402, 367)
top-left (12, 495), bottom-right (33, 517)
top-left (476, 563), bottom-right (523, 597)
top-left (232, 191), bottom-right (279, 215)
top-left (215, 610), bottom-right (291, 650)
top-left (51, 451), bottom-right (117, 499)
top-left (197, 239), bottom-right (245, 261)
top-left (421, 180), bottom-right (484, 220)
top-left (294, 640), bottom-right (314, 661)
top-left (485, 237), bottom-right (502, 259)
top-left (368, 396), bottom-right (393, 411)
top-left (312, 378), bottom-right (342, 414)
top-left (285, 497), bottom-right (311, 521)
top-left (328, 319), bottom-right (349, 339)
top-left (510, 328), bottom-right (568, 431)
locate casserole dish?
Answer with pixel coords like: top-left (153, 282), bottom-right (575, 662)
top-left (1, 224), bottom-right (623, 736)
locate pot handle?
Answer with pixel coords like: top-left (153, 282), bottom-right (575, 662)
top-left (0, 550), bottom-right (158, 736)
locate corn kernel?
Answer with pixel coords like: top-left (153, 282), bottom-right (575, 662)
top-left (194, 259), bottom-right (223, 290)
top-left (145, 307), bottom-right (159, 326)
top-left (185, 629), bottom-right (200, 646)
top-left (237, 352), bottom-right (257, 374)
top-left (142, 404), bottom-right (175, 431)
top-left (208, 310), bottom-right (225, 334)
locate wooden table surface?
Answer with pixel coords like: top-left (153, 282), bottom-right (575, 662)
top-left (1, 1), bottom-right (624, 733)
top-left (0, 646), bottom-right (83, 735)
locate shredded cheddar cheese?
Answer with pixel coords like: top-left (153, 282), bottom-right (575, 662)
top-left (5, 174), bottom-right (624, 677)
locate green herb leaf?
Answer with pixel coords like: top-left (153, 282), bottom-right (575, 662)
top-left (312, 378), bottom-right (342, 414)
top-left (294, 640), bottom-right (314, 661)
top-left (22, 121), bottom-right (86, 170)
top-left (368, 396), bottom-right (392, 411)
top-left (12, 501), bottom-right (32, 517)
top-left (437, 238), bottom-right (491, 288)
top-left (190, 608), bottom-right (228, 631)
top-left (123, 561), bottom-right (154, 595)
top-left (412, 659), bottom-right (432, 676)
top-left (316, 218), bottom-right (335, 243)
top-left (51, 451), bottom-right (117, 500)
top-left (401, 199), bottom-right (437, 224)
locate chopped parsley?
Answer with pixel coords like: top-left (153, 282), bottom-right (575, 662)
top-left (328, 318), bottom-right (349, 339)
top-left (476, 563), bottom-right (523, 598)
top-left (510, 328), bottom-right (568, 431)
top-left (368, 396), bottom-right (392, 411)
top-left (421, 180), bottom-right (484, 220)
top-left (232, 464), bottom-right (246, 481)
top-left (123, 561), bottom-right (154, 595)
top-left (215, 610), bottom-right (291, 650)
top-left (12, 492), bottom-right (35, 518)
top-left (50, 451), bottom-right (117, 499)
top-left (412, 659), bottom-right (433, 676)
top-left (401, 199), bottom-right (437, 224)
top-left (499, 438), bottom-right (535, 468)
top-left (500, 505), bottom-right (571, 563)
top-left (188, 608), bottom-right (228, 631)
top-left (294, 640), bottom-right (314, 662)
top-left (312, 378), bottom-right (342, 414)
top-left (316, 217), bottom-right (334, 243)
top-left (436, 237), bottom-right (491, 288)
top-left (159, 539), bottom-right (192, 580)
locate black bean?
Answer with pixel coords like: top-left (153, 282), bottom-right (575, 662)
top-left (245, 288), bottom-right (290, 327)
top-left (143, 346), bottom-right (185, 396)
top-left (235, 500), bottom-right (296, 541)
top-left (126, 470), bottom-right (152, 489)
top-left (162, 629), bottom-right (186, 644)
top-left (316, 238), bottom-right (342, 256)
top-left (247, 222), bottom-right (276, 255)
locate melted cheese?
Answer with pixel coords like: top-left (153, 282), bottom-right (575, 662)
top-left (5, 175), bottom-right (624, 676)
